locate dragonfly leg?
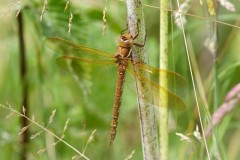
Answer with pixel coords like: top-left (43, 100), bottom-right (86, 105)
top-left (133, 29), bottom-right (147, 47)
top-left (121, 28), bottom-right (128, 35)
top-left (121, 22), bottom-right (129, 35)
top-left (132, 19), bottom-right (141, 40)
top-left (132, 19), bottom-right (147, 47)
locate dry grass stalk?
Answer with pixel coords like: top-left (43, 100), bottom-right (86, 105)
top-left (176, 125), bottom-right (202, 143)
top-left (0, 104), bottom-right (89, 159)
top-left (174, 0), bottom-right (192, 29)
top-left (68, 12), bottom-right (73, 34)
top-left (102, 6), bottom-right (107, 36)
top-left (40, 0), bottom-right (48, 21)
top-left (124, 150), bottom-right (135, 160)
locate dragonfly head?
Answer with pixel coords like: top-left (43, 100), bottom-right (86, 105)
top-left (118, 33), bottom-right (134, 48)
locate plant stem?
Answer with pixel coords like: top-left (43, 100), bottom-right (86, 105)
top-left (126, 0), bottom-right (159, 159)
top-left (159, 0), bottom-right (169, 159)
top-left (17, 11), bottom-right (29, 160)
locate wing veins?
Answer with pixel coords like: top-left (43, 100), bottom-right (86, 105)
top-left (45, 37), bottom-right (114, 58)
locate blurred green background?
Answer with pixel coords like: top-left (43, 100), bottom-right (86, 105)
top-left (0, 0), bottom-right (240, 159)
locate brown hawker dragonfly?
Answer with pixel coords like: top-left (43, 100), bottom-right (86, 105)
top-left (45, 32), bottom-right (186, 145)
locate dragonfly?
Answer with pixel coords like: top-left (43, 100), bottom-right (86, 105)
top-left (45, 31), bottom-right (186, 145)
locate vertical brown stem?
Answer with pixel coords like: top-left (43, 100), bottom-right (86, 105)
top-left (17, 11), bottom-right (29, 160)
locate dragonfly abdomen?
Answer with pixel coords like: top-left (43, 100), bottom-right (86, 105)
top-left (110, 61), bottom-right (128, 145)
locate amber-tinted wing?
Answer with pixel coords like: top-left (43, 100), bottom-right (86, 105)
top-left (45, 37), bottom-right (114, 60)
top-left (127, 62), bottom-right (186, 111)
top-left (45, 37), bottom-right (118, 82)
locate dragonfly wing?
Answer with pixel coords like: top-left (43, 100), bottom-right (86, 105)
top-left (45, 37), bottom-right (118, 82)
top-left (141, 75), bottom-right (186, 111)
top-left (127, 62), bottom-right (186, 111)
top-left (57, 56), bottom-right (118, 82)
top-left (132, 62), bottom-right (186, 90)
top-left (56, 56), bottom-right (119, 111)
top-left (45, 37), bottom-right (114, 60)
